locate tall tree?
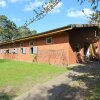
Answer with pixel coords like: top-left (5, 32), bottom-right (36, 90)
top-left (0, 15), bottom-right (19, 41)
top-left (18, 26), bottom-right (37, 38)
top-left (0, 15), bottom-right (37, 42)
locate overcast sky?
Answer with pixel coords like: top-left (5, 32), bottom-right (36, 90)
top-left (0, 0), bottom-right (94, 33)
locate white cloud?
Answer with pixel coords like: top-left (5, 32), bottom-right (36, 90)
top-left (24, 0), bottom-right (43, 11)
top-left (50, 2), bottom-right (63, 14)
top-left (66, 8), bottom-right (93, 18)
top-left (0, 0), bottom-right (6, 8)
top-left (12, 17), bottom-right (21, 23)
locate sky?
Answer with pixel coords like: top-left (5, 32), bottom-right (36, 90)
top-left (0, 0), bottom-right (94, 33)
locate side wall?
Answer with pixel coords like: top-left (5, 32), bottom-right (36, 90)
top-left (69, 27), bottom-right (100, 64)
top-left (0, 32), bottom-right (70, 66)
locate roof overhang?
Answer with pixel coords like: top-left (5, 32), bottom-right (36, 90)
top-left (0, 24), bottom-right (99, 46)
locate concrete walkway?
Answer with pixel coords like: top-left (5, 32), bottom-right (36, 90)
top-left (13, 61), bottom-right (100, 100)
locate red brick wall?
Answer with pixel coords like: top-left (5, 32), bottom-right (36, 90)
top-left (0, 32), bottom-right (70, 66)
top-left (0, 27), bottom-right (100, 65)
top-left (69, 27), bottom-right (100, 63)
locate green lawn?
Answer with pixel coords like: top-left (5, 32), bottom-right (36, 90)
top-left (0, 59), bottom-right (67, 94)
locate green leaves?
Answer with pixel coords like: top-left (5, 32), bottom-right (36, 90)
top-left (78, 0), bottom-right (100, 24)
top-left (0, 15), bottom-right (37, 42)
top-left (0, 15), bottom-right (18, 41)
top-left (18, 26), bottom-right (37, 38)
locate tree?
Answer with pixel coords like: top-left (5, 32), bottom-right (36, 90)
top-left (18, 26), bottom-right (37, 38)
top-left (31, 30), bottom-right (37, 35)
top-left (0, 15), bottom-right (19, 41)
top-left (89, 11), bottom-right (100, 24)
top-left (78, 0), bottom-right (99, 9)
top-left (0, 15), bottom-right (37, 42)
top-left (24, 0), bottom-right (61, 26)
top-left (78, 0), bottom-right (100, 24)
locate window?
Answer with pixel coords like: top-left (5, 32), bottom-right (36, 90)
top-left (29, 41), bottom-right (34, 46)
top-left (46, 37), bottom-right (52, 44)
top-left (6, 49), bottom-right (9, 53)
top-left (0, 49), bottom-right (2, 54)
top-left (21, 48), bottom-right (26, 54)
top-left (4, 49), bottom-right (6, 54)
top-left (20, 42), bottom-right (24, 47)
top-left (30, 47), bottom-right (33, 54)
top-left (30, 47), bottom-right (38, 54)
top-left (12, 48), bottom-right (18, 54)
top-left (8, 49), bottom-right (11, 54)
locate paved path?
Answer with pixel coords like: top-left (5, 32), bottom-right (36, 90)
top-left (13, 61), bottom-right (100, 100)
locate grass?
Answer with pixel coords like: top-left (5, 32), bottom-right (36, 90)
top-left (90, 83), bottom-right (100, 100)
top-left (0, 59), bottom-right (67, 94)
top-left (67, 63), bottom-right (100, 100)
top-left (84, 81), bottom-right (100, 100)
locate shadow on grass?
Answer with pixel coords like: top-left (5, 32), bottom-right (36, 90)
top-left (67, 61), bottom-right (100, 100)
top-left (19, 84), bottom-right (86, 100)
top-left (0, 59), bottom-right (10, 63)
top-left (22, 61), bottom-right (100, 100)
top-left (0, 92), bottom-right (16, 100)
top-left (1, 61), bottom-right (99, 100)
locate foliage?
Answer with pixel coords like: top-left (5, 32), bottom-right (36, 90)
top-left (24, 0), bottom-right (61, 26)
top-left (78, 0), bottom-right (100, 9)
top-left (89, 11), bottom-right (100, 24)
top-left (78, 0), bottom-right (100, 24)
top-left (0, 15), bottom-right (37, 42)
top-left (0, 15), bottom-right (18, 42)
top-left (18, 26), bottom-right (37, 38)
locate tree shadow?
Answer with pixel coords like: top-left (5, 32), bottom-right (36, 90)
top-left (38, 61), bottom-right (100, 100)
top-left (20, 84), bottom-right (86, 100)
top-left (0, 92), bottom-right (16, 100)
top-left (13, 61), bottom-right (100, 100)
top-left (47, 84), bottom-right (86, 100)
top-left (67, 61), bottom-right (100, 100)
top-left (0, 87), bottom-right (17, 100)
top-left (0, 59), bottom-right (9, 63)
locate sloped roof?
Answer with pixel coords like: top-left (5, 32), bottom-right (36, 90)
top-left (0, 24), bottom-right (99, 45)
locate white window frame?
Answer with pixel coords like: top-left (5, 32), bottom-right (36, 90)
top-left (21, 48), bottom-right (26, 54)
top-left (0, 49), bottom-right (2, 54)
top-left (12, 48), bottom-right (18, 54)
top-left (30, 46), bottom-right (38, 54)
top-left (4, 49), bottom-right (6, 54)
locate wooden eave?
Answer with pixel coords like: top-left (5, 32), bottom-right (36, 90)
top-left (0, 24), bottom-right (99, 46)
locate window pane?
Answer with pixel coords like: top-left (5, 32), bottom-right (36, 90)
top-left (20, 43), bottom-right (24, 47)
top-left (29, 41), bottom-right (33, 46)
top-left (0, 50), bottom-right (2, 54)
top-left (33, 47), bottom-right (38, 54)
top-left (46, 37), bottom-right (52, 44)
top-left (21, 48), bottom-right (23, 54)
top-left (23, 48), bottom-right (26, 54)
top-left (30, 47), bottom-right (33, 54)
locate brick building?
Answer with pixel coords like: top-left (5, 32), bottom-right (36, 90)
top-left (0, 24), bottom-right (100, 66)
